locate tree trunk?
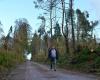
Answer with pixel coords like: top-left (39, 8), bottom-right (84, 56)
top-left (61, 0), bottom-right (69, 54)
top-left (50, 0), bottom-right (53, 38)
top-left (61, 0), bottom-right (65, 35)
top-left (70, 0), bottom-right (75, 54)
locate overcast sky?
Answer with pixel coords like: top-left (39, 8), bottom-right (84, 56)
top-left (0, 0), bottom-right (100, 38)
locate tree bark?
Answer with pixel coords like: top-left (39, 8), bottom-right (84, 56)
top-left (70, 0), bottom-right (75, 54)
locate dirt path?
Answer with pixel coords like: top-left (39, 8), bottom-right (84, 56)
top-left (7, 61), bottom-right (99, 80)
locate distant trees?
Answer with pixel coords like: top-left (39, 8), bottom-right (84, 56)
top-left (76, 9), bottom-right (98, 45)
top-left (54, 22), bottom-right (61, 38)
top-left (3, 26), bottom-right (13, 50)
top-left (13, 18), bottom-right (31, 54)
top-left (0, 21), bottom-right (4, 48)
top-left (0, 18), bottom-right (32, 54)
top-left (32, 0), bottom-right (99, 59)
top-left (34, 0), bottom-right (61, 37)
top-left (0, 19), bottom-right (29, 77)
top-left (30, 32), bottom-right (42, 60)
top-left (0, 21), bottom-right (3, 37)
top-left (38, 16), bottom-right (46, 37)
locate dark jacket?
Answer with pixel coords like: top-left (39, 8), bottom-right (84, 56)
top-left (48, 48), bottom-right (59, 60)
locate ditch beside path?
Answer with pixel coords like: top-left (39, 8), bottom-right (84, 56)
top-left (7, 61), bottom-right (100, 80)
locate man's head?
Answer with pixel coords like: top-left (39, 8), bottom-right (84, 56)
top-left (90, 48), bottom-right (94, 52)
top-left (50, 43), bottom-right (55, 48)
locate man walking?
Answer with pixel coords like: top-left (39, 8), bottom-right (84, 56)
top-left (48, 46), bottom-right (58, 71)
